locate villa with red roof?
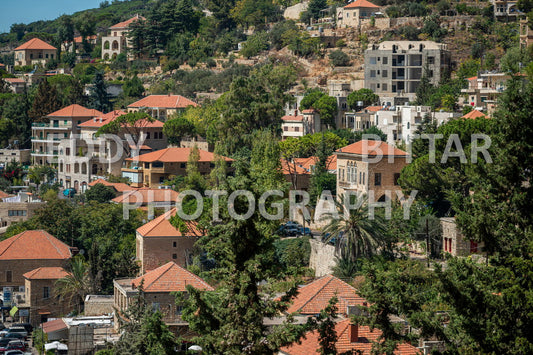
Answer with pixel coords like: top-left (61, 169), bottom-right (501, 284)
top-left (14, 38), bottom-right (57, 66)
top-left (0, 230), bottom-right (73, 290)
top-left (335, 140), bottom-right (409, 202)
top-left (3, 77), bottom-right (26, 94)
top-left (136, 207), bottom-right (202, 273)
top-left (337, 0), bottom-right (381, 28)
top-left (113, 261), bottom-right (213, 328)
top-left (122, 147), bottom-right (232, 188)
top-left (127, 94), bottom-right (199, 121)
top-left (102, 14), bottom-right (145, 60)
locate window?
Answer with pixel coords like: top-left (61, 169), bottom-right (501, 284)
top-left (46, 54), bottom-right (49, 59)
top-left (377, 83), bottom-right (380, 89)
top-left (173, 241), bottom-right (177, 247)
top-left (427, 56), bottom-right (435, 64)
top-left (295, 127), bottom-right (299, 132)
top-left (146, 132), bottom-right (150, 139)
top-left (152, 302), bottom-right (160, 311)
top-left (172, 253), bottom-right (177, 259)
top-left (43, 286), bottom-right (50, 299)
top-left (176, 305), bottom-right (183, 315)
top-left (470, 241), bottom-right (478, 253)
top-left (144, 163), bottom-right (150, 169)
top-left (374, 173), bottom-right (381, 186)
top-left (369, 57), bottom-right (377, 64)
top-left (370, 70), bottom-right (376, 78)
top-left (382, 70), bottom-right (388, 78)
top-left (382, 84), bottom-right (388, 91)
top-left (8, 210), bottom-right (27, 217)
top-left (359, 172), bottom-right (362, 183)
top-left (394, 173), bottom-right (401, 185)
top-left (362, 172), bottom-right (365, 185)
top-left (180, 163), bottom-right (186, 168)
top-left (153, 162), bottom-right (164, 168)
top-left (382, 57), bottom-right (388, 64)
top-left (6, 270), bottom-right (12, 283)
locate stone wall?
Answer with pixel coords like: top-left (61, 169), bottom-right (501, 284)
top-left (84, 295), bottom-right (114, 316)
top-left (309, 239), bottom-right (337, 277)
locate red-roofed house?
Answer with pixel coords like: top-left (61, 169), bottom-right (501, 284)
top-left (337, 0), bottom-right (381, 28)
top-left (122, 147), bottom-right (232, 188)
top-left (113, 261), bottom-right (213, 327)
top-left (280, 318), bottom-right (420, 355)
top-left (460, 72), bottom-right (511, 115)
top-left (136, 208), bottom-right (202, 273)
top-left (102, 15), bottom-right (145, 60)
top-left (88, 178), bottom-right (134, 193)
top-left (461, 109), bottom-right (487, 119)
top-left (127, 94), bottom-right (199, 121)
top-left (0, 230), bottom-right (73, 290)
top-left (287, 275), bottom-right (366, 316)
top-left (18, 267), bottom-right (73, 327)
top-left (3, 77), bottom-right (26, 94)
top-left (14, 38), bottom-right (57, 66)
top-left (335, 140), bottom-right (409, 201)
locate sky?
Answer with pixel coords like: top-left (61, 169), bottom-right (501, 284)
top-left (0, 0), bottom-right (103, 34)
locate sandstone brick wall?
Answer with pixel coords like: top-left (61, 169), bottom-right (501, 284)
top-left (0, 258), bottom-right (69, 289)
top-left (138, 234), bottom-right (199, 273)
top-left (309, 239), bottom-right (338, 277)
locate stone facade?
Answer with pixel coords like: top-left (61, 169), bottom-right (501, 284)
top-left (84, 295), bottom-right (114, 316)
top-left (136, 232), bottom-right (198, 273)
top-left (0, 149), bottom-right (31, 164)
top-left (22, 277), bottom-right (73, 327)
top-left (0, 194), bottom-right (45, 234)
top-left (309, 239), bottom-right (337, 277)
top-left (0, 259), bottom-right (68, 290)
top-left (441, 217), bottom-right (484, 257)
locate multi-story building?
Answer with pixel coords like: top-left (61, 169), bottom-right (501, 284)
top-left (113, 262), bottom-right (213, 329)
top-left (0, 192), bottom-right (45, 234)
top-left (461, 73), bottom-right (512, 115)
top-left (520, 17), bottom-right (533, 49)
top-left (281, 109), bottom-right (321, 139)
top-left (101, 15), bottom-right (145, 60)
top-left (0, 230), bottom-right (72, 291)
top-left (492, 0), bottom-right (519, 20)
top-left (127, 94), bottom-right (199, 121)
top-left (31, 104), bottom-right (103, 167)
top-left (364, 41), bottom-right (451, 104)
top-left (336, 0), bottom-right (381, 28)
top-left (14, 38), bottom-right (57, 67)
top-left (18, 267), bottom-right (73, 327)
top-left (335, 140), bottom-right (409, 202)
top-left (136, 208), bottom-right (202, 274)
top-left (0, 149), bottom-right (31, 165)
top-left (121, 147), bottom-right (232, 188)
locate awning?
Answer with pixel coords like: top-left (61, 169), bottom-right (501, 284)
top-left (38, 310), bottom-right (51, 315)
top-left (45, 341), bottom-right (68, 351)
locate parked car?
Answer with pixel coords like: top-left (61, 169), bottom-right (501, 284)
top-left (0, 323), bottom-right (5, 331)
top-left (0, 327), bottom-right (27, 339)
top-left (4, 350), bottom-right (25, 355)
top-left (0, 333), bottom-right (26, 341)
top-left (11, 324), bottom-right (32, 334)
top-left (298, 227), bottom-right (312, 236)
top-left (0, 337), bottom-right (12, 351)
top-left (5, 339), bottom-right (25, 352)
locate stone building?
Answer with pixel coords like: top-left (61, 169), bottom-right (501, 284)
top-left (127, 94), bottom-right (199, 121)
top-left (101, 15), bottom-right (145, 60)
top-left (364, 41), bottom-right (451, 103)
top-left (113, 262), bottom-right (213, 329)
top-left (14, 38), bottom-right (57, 67)
top-left (136, 208), bottom-right (202, 273)
top-left (335, 140), bottom-right (409, 202)
top-left (336, 0), bottom-right (381, 28)
top-left (0, 230), bottom-right (72, 290)
top-left (0, 192), bottom-right (45, 234)
top-left (19, 267), bottom-right (73, 327)
top-left (441, 217), bottom-right (484, 257)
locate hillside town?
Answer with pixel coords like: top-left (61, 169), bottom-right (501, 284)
top-left (0, 0), bottom-right (532, 354)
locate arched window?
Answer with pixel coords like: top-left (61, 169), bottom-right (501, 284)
top-left (104, 41), bottom-right (110, 50)
top-left (112, 40), bottom-right (119, 50)
top-left (81, 162), bottom-right (87, 175)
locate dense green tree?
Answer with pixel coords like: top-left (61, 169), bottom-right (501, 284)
top-left (97, 111), bottom-right (155, 156)
top-left (347, 88), bottom-right (379, 109)
top-left (163, 115), bottom-right (196, 145)
top-left (28, 79), bottom-right (62, 122)
top-left (240, 31), bottom-right (269, 58)
top-left (85, 183), bottom-right (116, 203)
top-left (313, 95), bottom-right (338, 128)
top-left (57, 15), bottom-right (75, 54)
top-left (206, 0), bottom-right (237, 30)
top-left (231, 0), bottom-right (279, 29)
top-left (329, 50), bottom-right (350, 66)
top-left (301, 0), bottom-right (327, 23)
top-left (500, 46), bottom-right (531, 73)
top-left (48, 74), bottom-right (85, 106)
top-left (75, 12), bottom-right (97, 53)
top-left (55, 256), bottom-right (93, 313)
top-left (279, 131), bottom-right (347, 158)
top-left (309, 133), bottom-right (336, 203)
top-left (88, 71), bottom-right (112, 113)
top-left (122, 75), bottom-right (144, 98)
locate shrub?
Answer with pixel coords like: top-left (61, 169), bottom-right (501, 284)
top-left (329, 50), bottom-right (350, 66)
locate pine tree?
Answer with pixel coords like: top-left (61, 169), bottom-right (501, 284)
top-left (88, 71), bottom-right (111, 113)
top-left (28, 79), bottom-right (62, 122)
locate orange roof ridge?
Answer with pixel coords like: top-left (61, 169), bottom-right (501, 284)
top-left (294, 275), bottom-right (336, 313)
top-left (141, 262), bottom-right (174, 290)
top-left (461, 109), bottom-right (486, 119)
top-left (0, 230), bottom-right (71, 260)
top-left (345, 0), bottom-right (380, 8)
top-left (15, 38), bottom-right (56, 51)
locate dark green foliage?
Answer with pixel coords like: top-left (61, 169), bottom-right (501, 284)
top-left (231, 0), bottom-right (280, 29)
top-left (329, 50), bottom-right (350, 66)
top-left (85, 183), bottom-right (116, 203)
top-left (347, 88), bottom-right (379, 109)
top-left (28, 79), bottom-right (62, 122)
top-left (422, 15), bottom-right (447, 42)
top-left (274, 237), bottom-right (311, 270)
top-left (122, 75), bottom-right (144, 98)
top-left (240, 32), bottom-right (269, 58)
top-left (301, 0), bottom-right (327, 23)
top-left (163, 116), bottom-right (196, 145)
top-left (88, 71), bottom-right (112, 113)
top-left (269, 20), bottom-right (298, 50)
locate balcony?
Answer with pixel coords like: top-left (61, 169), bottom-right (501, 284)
top-left (31, 151), bottom-right (59, 156)
top-left (30, 136), bottom-right (62, 143)
top-left (32, 123), bottom-right (69, 130)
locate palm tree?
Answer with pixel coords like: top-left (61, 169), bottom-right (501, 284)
top-left (321, 194), bottom-right (387, 262)
top-left (55, 256), bottom-right (93, 314)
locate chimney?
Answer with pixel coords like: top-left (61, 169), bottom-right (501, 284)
top-left (294, 109), bottom-right (298, 117)
top-left (348, 323), bottom-right (358, 343)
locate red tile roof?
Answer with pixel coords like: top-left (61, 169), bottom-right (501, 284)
top-left (280, 318), bottom-right (420, 355)
top-left (345, 0), bottom-right (380, 8)
top-left (128, 95), bottom-right (198, 109)
top-left (88, 179), bottom-right (133, 193)
top-left (0, 230), bottom-right (72, 260)
top-left (282, 115), bottom-right (304, 122)
top-left (42, 318), bottom-right (67, 334)
top-left (110, 15), bottom-right (146, 29)
top-left (358, 105), bottom-right (383, 113)
top-left (23, 267), bottom-right (69, 280)
top-left (461, 109), bottom-right (486, 119)
top-left (78, 110), bottom-right (127, 127)
top-left (137, 207), bottom-right (202, 237)
top-left (112, 188), bottom-right (179, 205)
top-left (73, 35), bottom-right (97, 43)
top-left (47, 104), bottom-right (103, 118)
top-left (4, 78), bottom-right (25, 84)
top-left (125, 147), bottom-right (232, 163)
top-left (293, 155), bottom-right (337, 172)
top-left (15, 38), bottom-right (56, 51)
top-left (281, 159), bottom-right (309, 175)
top-left (287, 275), bottom-right (366, 315)
top-left (467, 76), bottom-right (478, 81)
top-left (132, 261), bottom-right (213, 292)
top-left (302, 109), bottom-right (316, 114)
top-left (0, 190), bottom-right (11, 199)
top-left (336, 140), bottom-right (408, 157)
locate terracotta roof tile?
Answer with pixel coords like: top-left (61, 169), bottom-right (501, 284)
top-left (280, 319), bottom-right (420, 355)
top-left (73, 35), bottom-right (97, 43)
top-left (15, 38), bottom-right (56, 51)
top-left (345, 0), bottom-right (380, 8)
top-left (132, 261), bottom-right (214, 292)
top-left (125, 147), bottom-right (231, 163)
top-left (23, 267), bottom-right (69, 280)
top-left (47, 104), bottom-right (103, 118)
top-left (282, 115), bottom-right (304, 122)
top-left (110, 15), bottom-right (146, 29)
top-left (0, 230), bottom-right (72, 260)
top-left (137, 208), bottom-right (202, 237)
top-left (128, 95), bottom-right (198, 109)
top-left (88, 179), bottom-right (133, 193)
top-left (336, 140), bottom-right (408, 157)
top-left (281, 159), bottom-right (309, 175)
top-left (0, 190), bottom-right (11, 199)
top-left (112, 188), bottom-right (179, 205)
top-left (78, 110), bottom-right (127, 127)
top-left (288, 275), bottom-right (366, 315)
top-left (42, 318), bottom-right (67, 333)
top-left (461, 109), bottom-right (486, 119)
top-left (293, 155), bottom-right (337, 172)
top-left (358, 105), bottom-right (383, 113)
top-left (4, 78), bottom-right (25, 84)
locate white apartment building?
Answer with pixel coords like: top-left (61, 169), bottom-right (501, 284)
top-left (102, 15), bottom-right (145, 61)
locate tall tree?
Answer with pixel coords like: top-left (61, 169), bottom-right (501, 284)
top-left (88, 71), bottom-right (111, 113)
top-left (75, 12), bottom-right (96, 54)
top-left (28, 79), bottom-right (62, 122)
top-left (57, 15), bottom-right (75, 55)
top-left (55, 256), bottom-right (93, 313)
